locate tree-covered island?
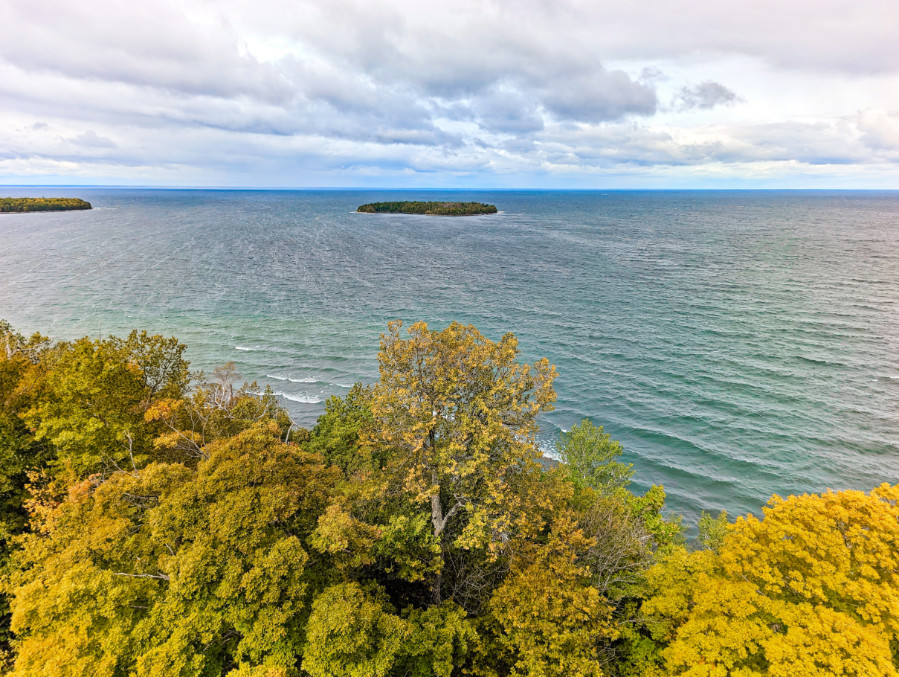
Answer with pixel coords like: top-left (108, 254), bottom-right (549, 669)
top-left (0, 318), bottom-right (896, 676)
top-left (357, 201), bottom-right (497, 215)
top-left (0, 198), bottom-right (92, 213)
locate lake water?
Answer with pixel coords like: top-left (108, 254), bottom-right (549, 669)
top-left (2, 188), bottom-right (898, 523)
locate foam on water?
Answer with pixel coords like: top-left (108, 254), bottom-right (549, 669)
top-left (267, 374), bottom-right (317, 383)
top-left (273, 392), bottom-right (323, 404)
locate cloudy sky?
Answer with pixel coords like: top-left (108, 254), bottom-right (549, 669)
top-left (2, 0), bottom-right (898, 188)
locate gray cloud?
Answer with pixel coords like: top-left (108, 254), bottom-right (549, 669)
top-left (468, 86), bottom-right (545, 134)
top-left (539, 118), bottom-right (880, 169)
top-left (674, 82), bottom-right (738, 110)
top-left (538, 70), bottom-right (657, 122)
top-left (0, 0), bottom-right (292, 103)
top-left (72, 130), bottom-right (118, 149)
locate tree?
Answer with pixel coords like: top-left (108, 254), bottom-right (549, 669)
top-left (696, 510), bottom-right (729, 552)
top-left (557, 419), bottom-right (633, 495)
top-left (22, 331), bottom-right (189, 477)
top-left (308, 384), bottom-right (377, 478)
top-left (367, 320), bottom-right (556, 601)
top-left (1, 319), bottom-right (690, 676)
top-left (146, 362), bottom-right (294, 463)
top-left (0, 322), bottom-right (51, 545)
top-left (0, 322), bottom-right (52, 665)
top-left (396, 602), bottom-right (478, 677)
top-left (302, 583), bottom-right (410, 677)
top-left (488, 517), bottom-right (614, 677)
top-left (640, 484), bottom-right (899, 676)
top-left (9, 424), bottom-right (339, 676)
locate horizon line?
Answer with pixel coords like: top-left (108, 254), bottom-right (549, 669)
top-left (2, 185), bottom-right (899, 192)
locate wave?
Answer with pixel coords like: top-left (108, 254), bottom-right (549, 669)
top-left (537, 441), bottom-right (560, 459)
top-left (235, 345), bottom-right (259, 352)
top-left (267, 374), bottom-right (317, 383)
top-left (274, 391), bottom-right (322, 404)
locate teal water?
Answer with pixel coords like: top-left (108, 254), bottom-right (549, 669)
top-left (1, 188), bottom-right (897, 522)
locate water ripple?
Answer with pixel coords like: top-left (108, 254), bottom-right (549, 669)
top-left (1, 188), bottom-right (897, 523)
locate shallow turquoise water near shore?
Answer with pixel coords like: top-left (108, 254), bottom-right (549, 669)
top-left (1, 188), bottom-right (897, 523)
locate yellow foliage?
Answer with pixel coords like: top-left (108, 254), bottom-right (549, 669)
top-left (369, 320), bottom-right (556, 556)
top-left (302, 583), bottom-right (411, 677)
top-left (489, 517), bottom-right (616, 676)
top-left (721, 484), bottom-right (899, 638)
top-left (642, 484), bottom-right (899, 676)
top-left (309, 503), bottom-right (381, 569)
top-left (9, 425), bottom-right (338, 676)
top-left (226, 667), bottom-right (289, 677)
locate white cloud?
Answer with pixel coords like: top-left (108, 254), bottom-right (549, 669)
top-left (0, 0), bottom-right (898, 186)
top-left (857, 109), bottom-right (899, 153)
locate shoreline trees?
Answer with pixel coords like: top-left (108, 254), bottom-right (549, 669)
top-left (0, 319), bottom-right (895, 676)
top-left (356, 202), bottom-right (497, 216)
top-left (0, 198), bottom-right (92, 213)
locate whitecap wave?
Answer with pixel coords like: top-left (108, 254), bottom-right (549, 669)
top-left (537, 441), bottom-right (560, 459)
top-left (274, 391), bottom-right (322, 404)
top-left (235, 345), bottom-right (258, 352)
top-left (267, 374), bottom-right (317, 383)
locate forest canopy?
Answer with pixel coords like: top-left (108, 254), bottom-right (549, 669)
top-left (0, 198), bottom-right (92, 213)
top-left (356, 201), bottom-right (497, 216)
top-left (0, 318), bottom-right (895, 676)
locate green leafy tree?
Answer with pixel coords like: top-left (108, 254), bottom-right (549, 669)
top-left (396, 602), bottom-right (478, 677)
top-left (308, 384), bottom-right (377, 477)
top-left (697, 510), bottom-right (730, 551)
top-left (22, 331), bottom-right (189, 477)
top-left (302, 583), bottom-right (410, 677)
top-left (558, 419), bottom-right (633, 495)
top-left (0, 323), bottom-right (51, 544)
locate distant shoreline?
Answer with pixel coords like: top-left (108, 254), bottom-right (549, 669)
top-left (0, 197), bottom-right (92, 213)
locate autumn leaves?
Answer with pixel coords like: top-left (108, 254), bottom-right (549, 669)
top-left (0, 319), bottom-right (896, 675)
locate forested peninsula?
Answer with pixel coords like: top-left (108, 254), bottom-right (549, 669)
top-left (0, 198), bottom-right (92, 213)
top-left (0, 318), bottom-right (896, 676)
top-left (357, 201), bottom-right (498, 215)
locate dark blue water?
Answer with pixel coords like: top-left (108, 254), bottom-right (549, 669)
top-left (2, 188), bottom-right (898, 522)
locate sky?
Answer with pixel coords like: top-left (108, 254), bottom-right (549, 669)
top-left (1, 0), bottom-right (898, 188)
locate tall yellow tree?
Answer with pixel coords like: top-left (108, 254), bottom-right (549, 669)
top-left (368, 321), bottom-right (556, 599)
